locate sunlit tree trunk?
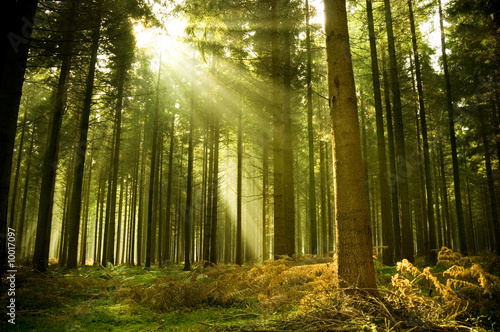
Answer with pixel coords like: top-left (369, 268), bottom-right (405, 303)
top-left (324, 0), bottom-right (376, 288)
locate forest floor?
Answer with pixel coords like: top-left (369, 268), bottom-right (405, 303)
top-left (1, 248), bottom-right (499, 331)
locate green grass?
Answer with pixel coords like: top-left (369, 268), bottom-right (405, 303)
top-left (0, 265), bottom-right (267, 332)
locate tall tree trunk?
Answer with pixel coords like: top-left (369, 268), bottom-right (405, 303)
top-left (272, 0), bottom-right (286, 259)
top-left (383, 0), bottom-right (414, 262)
top-left (281, 0), bottom-right (295, 257)
top-left (209, 118), bottom-right (220, 264)
top-left (366, 0), bottom-right (394, 265)
top-left (146, 59), bottom-right (161, 268)
top-left (164, 115), bottom-right (175, 263)
top-left (236, 104), bottom-right (243, 265)
top-left (184, 55), bottom-right (196, 271)
top-left (80, 146), bottom-right (93, 266)
top-left (18, 122), bottom-right (36, 260)
top-left (66, 12), bottom-right (101, 269)
top-left (438, 0), bottom-right (467, 255)
top-left (305, 0), bottom-right (318, 256)
top-left (0, 0), bottom-right (39, 273)
top-left (382, 58), bottom-right (401, 261)
top-left (203, 123), bottom-right (214, 261)
top-left (33, 2), bottom-right (75, 271)
top-left (324, 0), bottom-right (376, 289)
top-left (262, 131), bottom-right (269, 261)
top-left (408, 0), bottom-right (436, 263)
top-left (438, 143), bottom-right (452, 248)
top-left (8, 107), bottom-right (29, 230)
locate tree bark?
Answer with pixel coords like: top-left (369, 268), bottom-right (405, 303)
top-left (1, 0), bottom-right (39, 273)
top-left (324, 0), bottom-right (376, 289)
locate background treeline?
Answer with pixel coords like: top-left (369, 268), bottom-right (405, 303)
top-left (3, 0), bottom-right (500, 272)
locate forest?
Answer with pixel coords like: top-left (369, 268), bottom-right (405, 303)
top-left (1, 0), bottom-right (500, 330)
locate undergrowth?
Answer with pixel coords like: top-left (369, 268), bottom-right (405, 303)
top-left (1, 249), bottom-right (499, 331)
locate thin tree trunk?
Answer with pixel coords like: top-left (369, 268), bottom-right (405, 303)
top-left (66, 11), bottom-right (101, 269)
top-left (382, 57), bottom-right (401, 262)
top-left (209, 118), bottom-right (220, 264)
top-left (164, 115), bottom-right (175, 263)
top-left (236, 104), bottom-right (243, 265)
top-left (305, 0), bottom-right (318, 256)
top-left (479, 109), bottom-right (500, 255)
top-left (184, 55), bottom-right (196, 271)
top-left (384, 0), bottom-right (414, 261)
top-left (18, 122), bottom-right (36, 260)
top-left (408, 0), bottom-right (436, 263)
top-left (282, 0), bottom-right (295, 257)
top-left (438, 0), bottom-right (467, 255)
top-left (366, 0), bottom-right (393, 265)
top-left (8, 107), bottom-right (29, 230)
top-left (145, 59), bottom-right (161, 268)
top-left (33, 3), bottom-right (75, 271)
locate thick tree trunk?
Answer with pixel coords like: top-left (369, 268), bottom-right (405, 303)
top-left (324, 0), bottom-right (376, 289)
top-left (1, 0), bottom-right (39, 273)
